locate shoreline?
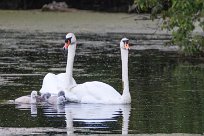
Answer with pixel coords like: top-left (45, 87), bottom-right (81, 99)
top-left (0, 10), bottom-right (170, 34)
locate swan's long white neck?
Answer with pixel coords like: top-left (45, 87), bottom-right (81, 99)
top-left (66, 44), bottom-right (76, 85)
top-left (121, 48), bottom-right (131, 103)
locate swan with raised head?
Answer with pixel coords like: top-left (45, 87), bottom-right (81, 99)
top-left (61, 33), bottom-right (131, 104)
top-left (39, 33), bottom-right (77, 95)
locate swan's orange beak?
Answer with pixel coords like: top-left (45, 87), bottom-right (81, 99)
top-left (63, 40), bottom-right (70, 49)
top-left (64, 43), bottom-right (69, 49)
top-left (125, 43), bottom-right (130, 50)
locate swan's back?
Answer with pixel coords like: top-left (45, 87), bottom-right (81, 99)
top-left (40, 73), bottom-right (59, 94)
top-left (69, 81), bottom-right (122, 104)
top-left (40, 73), bottom-right (76, 95)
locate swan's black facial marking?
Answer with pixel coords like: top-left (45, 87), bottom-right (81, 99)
top-left (65, 37), bottom-right (72, 44)
top-left (123, 40), bottom-right (129, 45)
top-left (122, 39), bottom-right (130, 50)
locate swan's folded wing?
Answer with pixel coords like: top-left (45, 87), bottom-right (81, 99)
top-left (70, 81), bottom-right (122, 104)
top-left (40, 73), bottom-right (59, 95)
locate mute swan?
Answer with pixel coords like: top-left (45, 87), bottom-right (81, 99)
top-left (39, 33), bottom-right (77, 95)
top-left (61, 33), bottom-right (131, 104)
top-left (15, 91), bottom-right (38, 104)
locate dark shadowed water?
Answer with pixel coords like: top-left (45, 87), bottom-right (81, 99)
top-left (0, 30), bottom-right (204, 135)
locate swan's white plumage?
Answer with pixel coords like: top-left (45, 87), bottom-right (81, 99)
top-left (66, 81), bottom-right (122, 104)
top-left (40, 73), bottom-right (76, 95)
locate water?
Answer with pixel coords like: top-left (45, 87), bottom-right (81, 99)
top-left (0, 30), bottom-right (204, 135)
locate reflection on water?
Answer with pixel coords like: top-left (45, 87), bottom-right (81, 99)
top-left (15, 103), bottom-right (38, 117)
top-left (11, 103), bottom-right (131, 135)
top-left (64, 104), bottom-right (131, 135)
top-left (0, 30), bottom-right (204, 135)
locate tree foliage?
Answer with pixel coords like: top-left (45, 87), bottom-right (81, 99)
top-left (134, 0), bottom-right (204, 55)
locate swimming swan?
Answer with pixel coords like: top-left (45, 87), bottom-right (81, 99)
top-left (62, 33), bottom-right (131, 104)
top-left (39, 34), bottom-right (77, 95)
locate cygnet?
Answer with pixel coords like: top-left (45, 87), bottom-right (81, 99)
top-left (15, 91), bottom-right (38, 104)
top-left (36, 92), bottom-right (51, 102)
top-left (47, 91), bottom-right (66, 105)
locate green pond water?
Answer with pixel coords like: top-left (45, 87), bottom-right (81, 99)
top-left (0, 30), bottom-right (204, 135)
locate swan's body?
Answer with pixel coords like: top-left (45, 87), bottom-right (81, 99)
top-left (40, 33), bottom-right (131, 104)
top-left (40, 73), bottom-right (76, 95)
top-left (66, 81), bottom-right (129, 104)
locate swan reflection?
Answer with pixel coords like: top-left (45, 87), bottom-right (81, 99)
top-left (65, 104), bottom-right (131, 135)
top-left (15, 102), bottom-right (131, 135)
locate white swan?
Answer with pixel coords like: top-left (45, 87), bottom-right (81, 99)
top-left (61, 33), bottom-right (131, 104)
top-left (39, 33), bottom-right (77, 95)
top-left (39, 73), bottom-right (76, 95)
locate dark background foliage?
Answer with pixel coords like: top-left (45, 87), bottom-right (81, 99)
top-left (0, 0), bottom-right (134, 12)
